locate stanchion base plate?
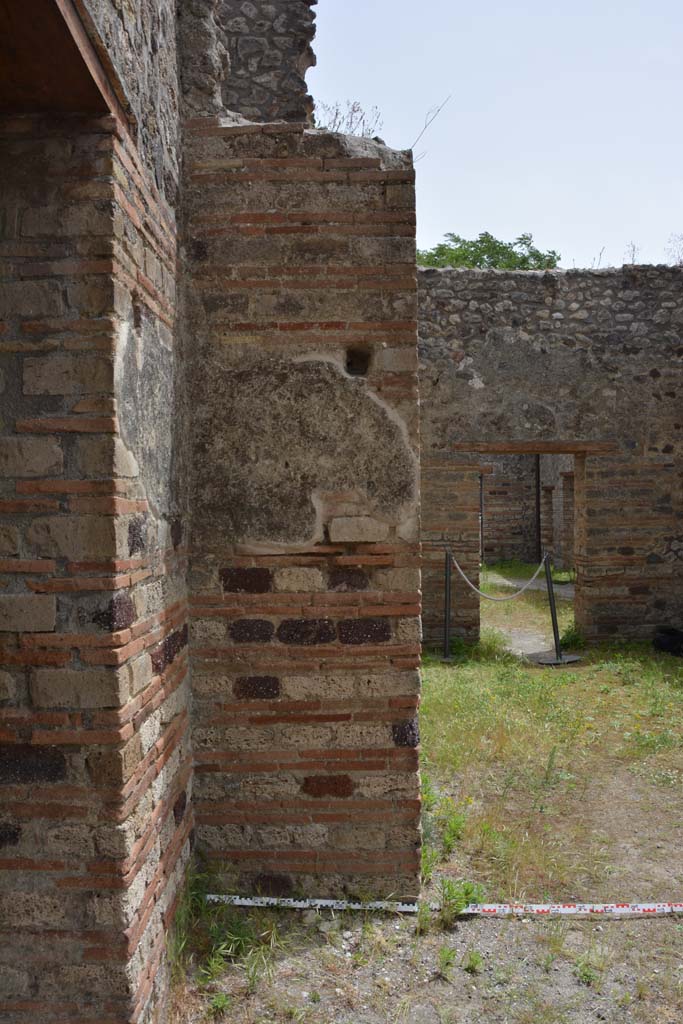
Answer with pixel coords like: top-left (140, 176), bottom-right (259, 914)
top-left (537, 654), bottom-right (582, 666)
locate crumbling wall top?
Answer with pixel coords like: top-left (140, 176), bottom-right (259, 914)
top-left (179, 0), bottom-right (317, 123)
top-left (219, 0), bottom-right (317, 122)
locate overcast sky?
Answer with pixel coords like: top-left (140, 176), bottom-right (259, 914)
top-left (308, 0), bottom-right (683, 269)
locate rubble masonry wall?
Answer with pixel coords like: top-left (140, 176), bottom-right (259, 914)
top-left (419, 266), bottom-right (683, 643)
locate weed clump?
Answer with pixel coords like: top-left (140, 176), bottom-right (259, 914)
top-left (437, 878), bottom-right (485, 929)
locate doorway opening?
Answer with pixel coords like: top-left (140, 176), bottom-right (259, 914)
top-left (477, 451), bottom-right (576, 659)
top-left (422, 439), bottom-right (616, 659)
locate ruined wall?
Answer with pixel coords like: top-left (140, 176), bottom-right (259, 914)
top-left (0, 110), bottom-right (189, 1023)
top-left (178, 0), bottom-right (316, 123)
top-left (218, 0), bottom-right (317, 122)
top-left (419, 266), bottom-right (683, 642)
top-left (184, 121), bottom-right (421, 899)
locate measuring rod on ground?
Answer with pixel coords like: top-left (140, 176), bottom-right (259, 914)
top-left (208, 895), bottom-right (683, 919)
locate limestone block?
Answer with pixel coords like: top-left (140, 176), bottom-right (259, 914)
top-left (21, 204), bottom-right (113, 238)
top-left (0, 595), bottom-right (56, 632)
top-left (397, 617), bottom-right (422, 643)
top-left (0, 437), bottom-right (63, 478)
top-left (0, 526), bottom-right (20, 555)
top-left (125, 654), bottom-right (153, 697)
top-left (273, 567), bottom-right (326, 592)
top-left (43, 824), bottom-right (96, 857)
top-left (23, 354), bottom-right (114, 396)
top-left (0, 279), bottom-right (64, 317)
top-left (30, 668), bottom-right (128, 709)
top-left (329, 516), bottom-right (389, 543)
top-left (397, 516), bottom-right (418, 542)
top-left (88, 895), bottom-right (119, 927)
top-left (26, 515), bottom-right (120, 560)
top-left (73, 437), bottom-right (139, 478)
top-left (377, 347), bottom-right (419, 372)
top-left (0, 671), bottom-right (16, 701)
top-left (0, 966), bottom-right (29, 997)
top-left (374, 568), bottom-right (421, 591)
top-left (66, 279), bottom-right (114, 317)
top-left (190, 618), bottom-right (227, 644)
top-left (133, 580), bottom-right (165, 619)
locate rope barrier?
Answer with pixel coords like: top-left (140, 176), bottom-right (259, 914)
top-left (447, 548), bottom-right (547, 602)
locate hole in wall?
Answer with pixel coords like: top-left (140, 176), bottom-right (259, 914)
top-left (133, 300), bottom-right (144, 332)
top-left (345, 347), bottom-right (371, 376)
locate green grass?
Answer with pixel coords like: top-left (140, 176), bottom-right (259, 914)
top-left (168, 866), bottom-right (289, 995)
top-left (483, 559), bottom-right (576, 585)
top-left (477, 586), bottom-right (575, 642)
top-left (420, 625), bottom-right (683, 900)
top-left (462, 949), bottom-right (484, 975)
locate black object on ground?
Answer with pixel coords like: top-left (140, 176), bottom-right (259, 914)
top-left (653, 626), bottom-right (683, 657)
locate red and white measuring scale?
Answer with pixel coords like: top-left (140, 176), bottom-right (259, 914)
top-left (208, 895), bottom-right (683, 919)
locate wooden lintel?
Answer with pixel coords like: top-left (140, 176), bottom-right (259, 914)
top-left (451, 441), bottom-right (618, 455)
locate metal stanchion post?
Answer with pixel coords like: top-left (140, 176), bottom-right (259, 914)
top-left (479, 473), bottom-right (484, 563)
top-left (443, 549), bottom-right (452, 661)
top-left (538, 553), bottom-right (580, 667)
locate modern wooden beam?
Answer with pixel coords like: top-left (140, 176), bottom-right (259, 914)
top-left (451, 440), bottom-right (618, 455)
top-left (55, 0), bottom-right (133, 129)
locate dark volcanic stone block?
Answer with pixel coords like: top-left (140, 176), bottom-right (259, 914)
top-left (221, 567), bottom-right (273, 593)
top-left (338, 617), bottom-right (391, 645)
top-left (0, 744), bottom-right (67, 784)
top-left (234, 676), bottom-right (281, 699)
top-left (302, 774), bottom-right (355, 798)
top-left (229, 619), bottom-right (275, 643)
top-left (392, 718), bottom-right (420, 748)
top-left (276, 618), bottom-right (336, 645)
top-left (0, 823), bottom-right (21, 847)
top-left (92, 592), bottom-right (136, 632)
top-left (329, 567), bottom-right (369, 591)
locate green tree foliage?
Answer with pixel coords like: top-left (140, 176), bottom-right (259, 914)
top-left (417, 231), bottom-right (560, 270)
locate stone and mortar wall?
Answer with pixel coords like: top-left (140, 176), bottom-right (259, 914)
top-left (419, 266), bottom-right (683, 642)
top-left (77, 0), bottom-right (181, 205)
top-left (0, 113), bottom-right (190, 1023)
top-left (184, 120), bottom-right (421, 899)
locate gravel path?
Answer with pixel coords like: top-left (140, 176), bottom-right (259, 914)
top-left (486, 572), bottom-right (575, 600)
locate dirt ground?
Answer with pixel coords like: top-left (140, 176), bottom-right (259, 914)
top-left (171, 910), bottom-right (683, 1024)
